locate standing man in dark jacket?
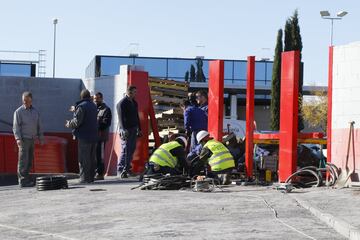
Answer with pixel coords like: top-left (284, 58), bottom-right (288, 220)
top-left (94, 92), bottom-right (112, 180)
top-left (116, 85), bottom-right (142, 178)
top-left (66, 89), bottom-right (98, 183)
top-left (13, 91), bottom-right (44, 187)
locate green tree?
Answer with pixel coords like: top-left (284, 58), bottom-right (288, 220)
top-left (195, 58), bottom-right (206, 82)
top-left (284, 9), bottom-right (304, 131)
top-left (184, 71), bottom-right (189, 82)
top-left (302, 90), bottom-right (327, 132)
top-left (270, 29), bottom-right (283, 131)
top-left (190, 64), bottom-right (196, 82)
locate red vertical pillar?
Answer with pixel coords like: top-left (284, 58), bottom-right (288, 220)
top-left (208, 60), bottom-right (224, 141)
top-left (327, 46), bottom-right (333, 163)
top-left (245, 56), bottom-right (255, 178)
top-left (279, 51), bottom-right (300, 182)
top-left (128, 70), bottom-right (150, 173)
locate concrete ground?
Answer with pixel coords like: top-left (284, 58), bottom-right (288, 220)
top-left (0, 177), bottom-right (358, 240)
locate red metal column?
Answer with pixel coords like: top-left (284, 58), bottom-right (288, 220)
top-left (128, 70), bottom-right (150, 173)
top-left (279, 51), bottom-right (300, 182)
top-left (245, 56), bottom-right (255, 178)
top-left (208, 60), bottom-right (224, 141)
top-left (327, 46), bottom-right (333, 163)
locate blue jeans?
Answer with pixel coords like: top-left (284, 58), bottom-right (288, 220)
top-left (117, 127), bottom-right (137, 173)
top-left (190, 130), bottom-right (200, 152)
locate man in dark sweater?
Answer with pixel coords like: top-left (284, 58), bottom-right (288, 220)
top-left (66, 89), bottom-right (98, 183)
top-left (116, 85), bottom-right (142, 178)
top-left (94, 92), bottom-right (112, 180)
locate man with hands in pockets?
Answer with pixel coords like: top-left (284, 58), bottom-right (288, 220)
top-left (13, 91), bottom-right (44, 188)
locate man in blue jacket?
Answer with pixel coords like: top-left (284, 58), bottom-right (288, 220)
top-left (181, 100), bottom-right (207, 152)
top-left (66, 89), bottom-right (98, 184)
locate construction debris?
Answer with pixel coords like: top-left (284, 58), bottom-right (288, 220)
top-left (149, 77), bottom-right (188, 133)
top-left (134, 174), bottom-right (190, 190)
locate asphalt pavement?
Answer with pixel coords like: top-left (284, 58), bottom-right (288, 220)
top-left (0, 177), bottom-right (358, 240)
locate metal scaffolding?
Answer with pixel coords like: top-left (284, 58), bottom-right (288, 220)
top-left (0, 50), bottom-right (46, 77)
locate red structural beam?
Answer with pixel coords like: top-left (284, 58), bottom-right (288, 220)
top-left (208, 60), bottom-right (225, 141)
top-left (278, 51), bottom-right (300, 182)
top-left (253, 132), bottom-right (324, 140)
top-left (128, 70), bottom-right (150, 173)
top-left (245, 56), bottom-right (255, 178)
top-left (327, 46), bottom-right (333, 163)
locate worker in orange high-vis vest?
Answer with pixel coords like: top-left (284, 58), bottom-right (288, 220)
top-left (147, 136), bottom-right (188, 175)
top-left (192, 130), bottom-right (235, 184)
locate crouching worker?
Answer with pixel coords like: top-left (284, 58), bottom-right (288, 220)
top-left (147, 136), bottom-right (188, 175)
top-left (193, 130), bottom-right (235, 185)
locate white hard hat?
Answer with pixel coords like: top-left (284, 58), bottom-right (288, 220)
top-left (196, 130), bottom-right (210, 143)
top-left (176, 136), bottom-right (188, 148)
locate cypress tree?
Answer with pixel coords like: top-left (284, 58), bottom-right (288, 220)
top-left (284, 9), bottom-right (304, 131)
top-left (270, 29), bottom-right (283, 131)
top-left (184, 71), bottom-right (189, 82)
top-left (190, 64), bottom-right (196, 82)
top-left (195, 58), bottom-right (206, 82)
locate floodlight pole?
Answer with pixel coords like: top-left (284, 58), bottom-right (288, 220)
top-left (327, 18), bottom-right (340, 46)
top-left (321, 11), bottom-right (347, 46)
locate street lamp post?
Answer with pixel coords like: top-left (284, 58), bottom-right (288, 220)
top-left (52, 18), bottom-right (58, 78)
top-left (320, 11), bottom-right (348, 46)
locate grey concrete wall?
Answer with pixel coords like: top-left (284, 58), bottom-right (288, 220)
top-left (0, 76), bottom-right (82, 133)
top-left (83, 70), bottom-right (128, 133)
top-left (237, 105), bottom-right (271, 131)
top-left (237, 105), bottom-right (323, 132)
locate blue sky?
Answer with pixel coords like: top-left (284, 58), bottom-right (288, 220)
top-left (0, 0), bottom-right (359, 85)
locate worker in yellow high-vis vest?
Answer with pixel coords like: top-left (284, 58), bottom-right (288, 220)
top-left (147, 136), bottom-right (188, 175)
top-left (193, 130), bottom-right (235, 184)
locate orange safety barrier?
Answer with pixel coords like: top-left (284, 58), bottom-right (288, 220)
top-left (3, 133), bottom-right (19, 173)
top-left (34, 137), bottom-right (67, 173)
top-left (0, 134), bottom-right (5, 172)
top-left (0, 133), bottom-right (67, 174)
top-left (46, 132), bottom-right (78, 173)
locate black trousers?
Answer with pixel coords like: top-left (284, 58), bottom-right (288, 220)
top-left (78, 140), bottom-right (97, 183)
top-left (96, 141), bottom-right (106, 175)
top-left (145, 163), bottom-right (180, 175)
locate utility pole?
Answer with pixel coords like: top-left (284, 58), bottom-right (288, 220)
top-left (52, 18), bottom-right (58, 78)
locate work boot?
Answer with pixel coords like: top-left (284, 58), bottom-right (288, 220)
top-left (120, 171), bottom-right (128, 179)
top-left (127, 170), bottom-right (137, 177)
top-left (20, 181), bottom-right (35, 188)
top-left (219, 174), bottom-right (231, 185)
top-left (94, 174), bottom-right (104, 181)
